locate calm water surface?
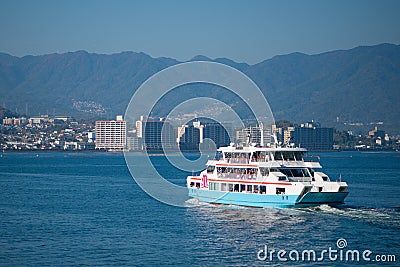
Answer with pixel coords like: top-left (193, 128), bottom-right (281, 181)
top-left (0, 151), bottom-right (399, 266)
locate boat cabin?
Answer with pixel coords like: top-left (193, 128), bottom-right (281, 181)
top-left (218, 146), bottom-right (307, 163)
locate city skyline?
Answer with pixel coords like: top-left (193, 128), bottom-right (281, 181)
top-left (1, 112), bottom-right (396, 152)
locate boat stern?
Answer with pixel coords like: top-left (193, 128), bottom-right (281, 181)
top-left (296, 191), bottom-right (349, 206)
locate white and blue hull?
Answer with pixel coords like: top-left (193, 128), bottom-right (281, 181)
top-left (188, 188), bottom-right (348, 208)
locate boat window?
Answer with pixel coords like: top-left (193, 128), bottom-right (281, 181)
top-left (322, 176), bottom-right (329, 181)
top-left (207, 165), bottom-right (215, 173)
top-left (234, 184), bottom-right (239, 192)
top-left (276, 188), bottom-right (285, 194)
top-left (224, 152), bottom-right (232, 162)
top-left (254, 185), bottom-right (259, 193)
top-left (249, 168), bottom-right (257, 180)
top-left (262, 151), bottom-right (268, 161)
top-left (252, 151), bottom-right (268, 162)
top-left (228, 184), bottom-right (233, 192)
top-left (294, 152), bottom-right (303, 161)
top-left (282, 152), bottom-right (295, 161)
top-left (196, 183), bottom-right (200, 188)
top-left (279, 169), bottom-right (293, 177)
top-left (301, 169), bottom-right (311, 177)
top-left (259, 167), bottom-right (269, 176)
top-left (230, 152), bottom-right (250, 164)
top-left (216, 167), bottom-right (259, 179)
top-left (221, 183), bottom-right (227, 191)
top-left (260, 185), bottom-right (266, 194)
top-left (339, 186), bottom-right (347, 192)
top-left (291, 168), bottom-right (303, 177)
top-left (280, 168), bottom-right (311, 177)
top-left (247, 185), bottom-right (252, 192)
top-left (190, 182), bottom-right (194, 187)
top-left (251, 152), bottom-right (258, 162)
top-left (217, 167), bottom-right (228, 178)
top-left (270, 168), bottom-right (279, 172)
top-left (278, 176), bottom-right (288, 181)
top-left (212, 183), bottom-right (218, 190)
top-left (215, 183), bottom-right (220, 190)
top-left (240, 184), bottom-right (246, 192)
top-left (274, 152), bottom-right (283, 160)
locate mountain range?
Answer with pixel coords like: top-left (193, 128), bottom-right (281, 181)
top-left (0, 43), bottom-right (399, 133)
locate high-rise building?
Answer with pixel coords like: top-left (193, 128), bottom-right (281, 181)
top-left (283, 127), bottom-right (295, 144)
top-left (136, 116), bottom-right (177, 151)
top-left (292, 122), bottom-right (333, 151)
top-left (178, 124), bottom-right (201, 151)
top-left (202, 122), bottom-right (231, 150)
top-left (236, 125), bottom-right (272, 146)
top-left (95, 115), bottom-right (127, 151)
top-left (177, 120), bottom-right (232, 151)
top-left (126, 136), bottom-right (141, 151)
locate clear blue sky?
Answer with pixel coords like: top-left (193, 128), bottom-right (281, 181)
top-left (0, 0), bottom-right (399, 64)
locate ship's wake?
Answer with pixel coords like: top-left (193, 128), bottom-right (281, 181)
top-left (298, 204), bottom-right (400, 229)
top-left (186, 199), bottom-right (400, 230)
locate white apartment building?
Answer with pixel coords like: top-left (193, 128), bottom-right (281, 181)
top-left (236, 125), bottom-right (272, 146)
top-left (95, 115), bottom-right (126, 151)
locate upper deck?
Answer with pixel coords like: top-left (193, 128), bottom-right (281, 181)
top-left (212, 144), bottom-right (321, 168)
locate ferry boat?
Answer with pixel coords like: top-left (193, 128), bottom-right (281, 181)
top-left (187, 143), bottom-right (348, 208)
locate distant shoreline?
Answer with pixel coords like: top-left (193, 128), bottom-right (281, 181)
top-left (1, 149), bottom-right (398, 154)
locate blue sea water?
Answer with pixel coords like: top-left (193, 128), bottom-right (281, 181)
top-left (0, 151), bottom-right (399, 266)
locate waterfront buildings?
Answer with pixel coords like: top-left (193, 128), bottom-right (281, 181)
top-left (292, 127), bottom-right (333, 151)
top-left (272, 121), bottom-right (334, 150)
top-left (126, 136), bottom-right (141, 151)
top-left (95, 115), bottom-right (127, 151)
top-left (202, 122), bottom-right (231, 150)
top-left (368, 126), bottom-right (386, 139)
top-left (2, 117), bottom-right (27, 126)
top-left (177, 122), bottom-right (202, 151)
top-left (1, 112), bottom-right (397, 151)
top-left (236, 125), bottom-right (271, 146)
top-left (0, 114), bottom-right (96, 151)
top-left (135, 116), bottom-right (176, 151)
top-left (177, 120), bottom-right (231, 151)
top-left (291, 121), bottom-right (333, 151)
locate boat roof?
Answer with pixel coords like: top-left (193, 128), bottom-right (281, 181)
top-left (217, 145), bottom-right (307, 153)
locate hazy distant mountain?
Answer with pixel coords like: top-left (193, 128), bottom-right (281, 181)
top-left (0, 50), bottom-right (179, 119)
top-left (0, 43), bottom-right (399, 133)
top-left (246, 44), bottom-right (400, 133)
top-left (189, 55), bottom-right (249, 72)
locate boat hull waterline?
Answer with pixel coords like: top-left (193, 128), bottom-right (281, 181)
top-left (188, 188), bottom-right (348, 208)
